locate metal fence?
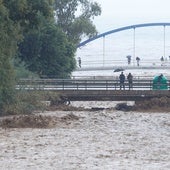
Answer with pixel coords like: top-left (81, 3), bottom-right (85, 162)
top-left (17, 78), bottom-right (170, 91)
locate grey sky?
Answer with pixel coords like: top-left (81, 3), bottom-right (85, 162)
top-left (93, 0), bottom-right (170, 33)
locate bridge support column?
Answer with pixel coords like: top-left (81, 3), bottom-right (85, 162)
top-left (163, 25), bottom-right (166, 59)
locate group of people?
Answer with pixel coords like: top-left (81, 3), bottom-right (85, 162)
top-left (119, 72), bottom-right (133, 90)
top-left (127, 55), bottom-right (170, 67)
top-left (160, 56), bottom-right (170, 62)
top-left (160, 56), bottom-right (170, 66)
top-left (126, 55), bottom-right (140, 66)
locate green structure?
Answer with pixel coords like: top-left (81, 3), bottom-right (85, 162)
top-left (153, 74), bottom-right (168, 90)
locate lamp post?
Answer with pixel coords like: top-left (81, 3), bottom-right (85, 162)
top-left (103, 35), bottom-right (105, 67)
top-left (163, 25), bottom-right (166, 59)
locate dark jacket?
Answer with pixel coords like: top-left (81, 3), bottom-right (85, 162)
top-left (127, 73), bottom-right (133, 83)
top-left (119, 73), bottom-right (125, 83)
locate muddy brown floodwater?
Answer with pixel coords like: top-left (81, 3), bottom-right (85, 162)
top-left (0, 101), bottom-right (170, 170)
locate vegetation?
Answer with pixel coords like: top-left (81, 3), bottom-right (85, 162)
top-left (0, 1), bottom-right (20, 112)
top-left (54, 0), bottom-right (101, 44)
top-left (0, 0), bottom-right (101, 115)
top-left (18, 24), bottom-right (76, 77)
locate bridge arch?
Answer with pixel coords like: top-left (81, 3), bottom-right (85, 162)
top-left (77, 22), bottom-right (170, 48)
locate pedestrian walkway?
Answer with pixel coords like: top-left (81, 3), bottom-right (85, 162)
top-left (76, 65), bottom-right (170, 71)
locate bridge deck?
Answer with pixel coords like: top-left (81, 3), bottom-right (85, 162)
top-left (60, 90), bottom-right (170, 101)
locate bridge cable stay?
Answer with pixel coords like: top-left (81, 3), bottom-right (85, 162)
top-left (103, 35), bottom-right (105, 67)
top-left (133, 28), bottom-right (136, 66)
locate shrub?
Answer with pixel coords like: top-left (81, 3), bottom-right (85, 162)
top-left (1, 91), bottom-right (47, 116)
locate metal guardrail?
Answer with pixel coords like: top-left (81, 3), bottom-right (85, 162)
top-left (71, 75), bottom-right (161, 80)
top-left (17, 79), bottom-right (170, 91)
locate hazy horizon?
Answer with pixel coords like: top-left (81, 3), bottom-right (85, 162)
top-left (93, 0), bottom-right (170, 33)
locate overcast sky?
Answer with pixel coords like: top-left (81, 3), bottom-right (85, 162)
top-left (93, 0), bottom-right (170, 33)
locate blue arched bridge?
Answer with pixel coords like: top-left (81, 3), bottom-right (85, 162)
top-left (76, 22), bottom-right (170, 69)
top-left (78, 22), bottom-right (170, 47)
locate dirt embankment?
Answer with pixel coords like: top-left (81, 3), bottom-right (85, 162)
top-left (0, 113), bottom-right (80, 129)
top-left (0, 101), bottom-right (88, 129)
top-left (114, 97), bottom-right (170, 112)
top-left (134, 97), bottom-right (170, 112)
top-left (0, 97), bottom-right (170, 129)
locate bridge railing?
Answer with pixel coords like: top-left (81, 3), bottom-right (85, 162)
top-left (17, 79), bottom-right (170, 91)
top-left (79, 59), bottom-right (167, 67)
top-left (71, 75), bottom-right (170, 80)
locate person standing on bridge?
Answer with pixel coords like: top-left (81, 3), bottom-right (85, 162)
top-left (78, 57), bottom-right (81, 68)
top-left (126, 55), bottom-right (131, 65)
top-left (160, 56), bottom-right (164, 66)
top-left (127, 73), bottom-right (133, 90)
top-left (136, 57), bottom-right (140, 66)
top-left (119, 72), bottom-right (125, 90)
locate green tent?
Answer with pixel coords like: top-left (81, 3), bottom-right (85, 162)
top-left (152, 74), bottom-right (168, 90)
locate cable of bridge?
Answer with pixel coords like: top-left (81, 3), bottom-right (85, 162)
top-left (133, 28), bottom-right (136, 66)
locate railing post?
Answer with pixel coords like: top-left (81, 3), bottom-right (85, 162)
top-left (85, 80), bottom-right (87, 90)
top-left (106, 80), bottom-right (108, 90)
top-left (62, 79), bottom-right (64, 90)
top-left (77, 82), bottom-right (78, 90)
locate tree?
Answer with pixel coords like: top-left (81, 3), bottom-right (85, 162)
top-left (18, 24), bottom-right (76, 77)
top-left (54, 0), bottom-right (101, 44)
top-left (0, 1), bottom-right (20, 111)
top-left (4, 0), bottom-right (54, 32)
top-left (4, 0), bottom-right (76, 78)
top-left (0, 0), bottom-right (55, 112)
top-left (10, 0), bottom-right (78, 78)
top-left (1, 0), bottom-right (100, 82)
top-left (39, 25), bottom-right (76, 77)
top-left (0, 0), bottom-right (79, 114)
